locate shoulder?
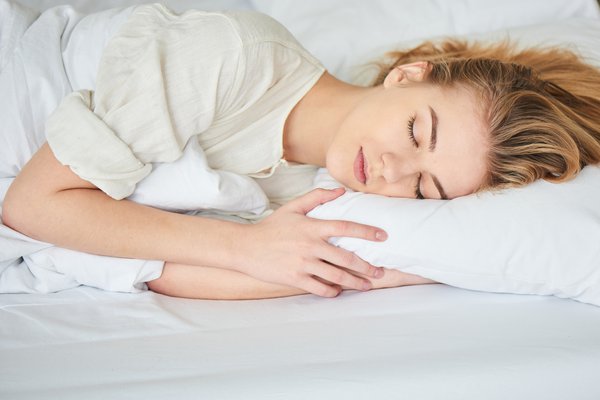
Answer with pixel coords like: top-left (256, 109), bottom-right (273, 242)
top-left (221, 10), bottom-right (324, 74)
top-left (220, 10), bottom-right (300, 47)
top-left (129, 4), bottom-right (306, 51)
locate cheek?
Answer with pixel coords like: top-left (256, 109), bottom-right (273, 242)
top-left (369, 184), bottom-right (412, 198)
top-left (325, 138), bottom-right (354, 186)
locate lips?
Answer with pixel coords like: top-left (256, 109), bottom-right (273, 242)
top-left (354, 147), bottom-right (367, 185)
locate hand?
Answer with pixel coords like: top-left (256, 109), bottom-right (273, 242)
top-left (237, 188), bottom-right (388, 297)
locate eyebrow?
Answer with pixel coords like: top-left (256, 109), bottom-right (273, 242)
top-left (432, 175), bottom-right (448, 200)
top-left (428, 106), bottom-right (438, 152)
top-left (428, 106), bottom-right (448, 200)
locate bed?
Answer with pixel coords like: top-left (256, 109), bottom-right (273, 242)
top-left (2, 0), bottom-right (600, 399)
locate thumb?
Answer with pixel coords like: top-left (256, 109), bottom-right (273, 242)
top-left (284, 187), bottom-right (346, 215)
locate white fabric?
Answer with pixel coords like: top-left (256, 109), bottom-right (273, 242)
top-left (12, 247), bottom-right (162, 293)
top-left (0, 1), bottom-right (78, 179)
top-left (16, 0), bottom-right (253, 13)
top-left (46, 3), bottom-right (324, 200)
top-left (251, 0), bottom-right (600, 82)
top-left (0, 2), bottom-right (166, 293)
top-left (130, 138), bottom-right (268, 215)
top-left (2, 284), bottom-right (600, 400)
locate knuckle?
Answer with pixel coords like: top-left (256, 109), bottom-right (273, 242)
top-left (310, 282), bottom-right (331, 297)
top-left (363, 265), bottom-right (376, 277)
top-left (329, 269), bottom-right (346, 284)
top-left (300, 277), bottom-right (317, 292)
top-left (334, 220), bottom-right (351, 233)
top-left (346, 276), bottom-right (363, 289)
top-left (291, 269), bottom-right (305, 282)
top-left (296, 241), bottom-right (310, 255)
top-left (340, 251), bottom-right (357, 268)
top-left (309, 188), bottom-right (327, 202)
top-left (321, 286), bottom-right (339, 298)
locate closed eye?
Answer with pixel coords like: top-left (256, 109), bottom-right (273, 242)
top-left (408, 114), bottom-right (423, 199)
top-left (414, 173), bottom-right (424, 199)
top-left (407, 114), bottom-right (418, 147)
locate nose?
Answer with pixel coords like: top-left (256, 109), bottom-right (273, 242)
top-left (381, 152), bottom-right (417, 184)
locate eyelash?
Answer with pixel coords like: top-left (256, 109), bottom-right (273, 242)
top-left (414, 173), bottom-right (424, 199)
top-left (407, 114), bottom-right (423, 199)
top-left (407, 114), bottom-right (418, 147)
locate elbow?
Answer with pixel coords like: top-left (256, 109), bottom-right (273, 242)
top-left (2, 189), bottom-right (19, 229)
top-left (2, 183), bottom-right (36, 237)
top-left (3, 142), bottom-right (79, 239)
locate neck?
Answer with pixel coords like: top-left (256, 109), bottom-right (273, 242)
top-left (282, 72), bottom-right (376, 167)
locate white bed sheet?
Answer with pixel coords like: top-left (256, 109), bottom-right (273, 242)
top-left (2, 285), bottom-right (600, 400)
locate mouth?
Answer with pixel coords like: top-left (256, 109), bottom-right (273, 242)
top-left (353, 147), bottom-right (368, 185)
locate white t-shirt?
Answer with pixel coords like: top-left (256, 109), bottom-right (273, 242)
top-left (46, 4), bottom-right (326, 207)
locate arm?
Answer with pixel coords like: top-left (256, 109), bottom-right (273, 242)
top-left (3, 144), bottom-right (241, 268)
top-left (148, 262), bottom-right (437, 300)
top-left (3, 144), bottom-right (387, 297)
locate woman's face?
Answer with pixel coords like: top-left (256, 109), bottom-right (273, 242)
top-left (326, 65), bottom-right (489, 200)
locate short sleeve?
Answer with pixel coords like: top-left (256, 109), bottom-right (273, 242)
top-left (46, 4), bottom-right (246, 199)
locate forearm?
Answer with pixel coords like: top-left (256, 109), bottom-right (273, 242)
top-left (148, 263), bottom-right (437, 300)
top-left (148, 262), bottom-right (305, 300)
top-left (3, 144), bottom-right (243, 269)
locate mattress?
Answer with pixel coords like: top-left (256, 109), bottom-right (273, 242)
top-left (2, 284), bottom-right (600, 399)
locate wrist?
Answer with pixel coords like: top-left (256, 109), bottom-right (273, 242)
top-left (210, 220), bottom-right (254, 273)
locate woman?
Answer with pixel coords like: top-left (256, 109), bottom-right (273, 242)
top-left (3, 4), bottom-right (600, 299)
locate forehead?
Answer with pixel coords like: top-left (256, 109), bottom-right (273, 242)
top-left (426, 84), bottom-right (489, 198)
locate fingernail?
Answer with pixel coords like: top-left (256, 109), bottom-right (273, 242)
top-left (375, 230), bottom-right (387, 241)
top-left (374, 268), bottom-right (384, 278)
top-left (362, 281), bottom-right (372, 291)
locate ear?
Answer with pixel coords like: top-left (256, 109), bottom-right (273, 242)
top-left (383, 61), bottom-right (429, 88)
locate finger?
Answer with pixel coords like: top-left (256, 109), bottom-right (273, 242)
top-left (318, 245), bottom-right (384, 279)
top-left (283, 187), bottom-right (346, 215)
top-left (320, 219), bottom-right (388, 242)
top-left (299, 276), bottom-right (343, 298)
top-left (306, 261), bottom-right (373, 292)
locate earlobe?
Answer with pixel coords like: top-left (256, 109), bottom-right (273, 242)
top-left (383, 61), bottom-right (429, 88)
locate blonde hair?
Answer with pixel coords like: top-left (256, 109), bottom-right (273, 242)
top-left (372, 40), bottom-right (600, 190)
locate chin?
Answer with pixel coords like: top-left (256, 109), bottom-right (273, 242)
top-left (342, 179), bottom-right (360, 191)
top-left (324, 166), bottom-right (345, 188)
top-left (332, 172), bottom-right (358, 191)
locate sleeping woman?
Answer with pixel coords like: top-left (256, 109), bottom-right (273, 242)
top-left (3, 4), bottom-right (600, 299)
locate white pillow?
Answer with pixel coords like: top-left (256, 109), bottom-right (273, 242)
top-left (308, 167), bottom-right (600, 306)
top-left (251, 0), bottom-right (600, 81)
top-left (128, 139), bottom-right (269, 215)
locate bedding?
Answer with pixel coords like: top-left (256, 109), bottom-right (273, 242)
top-left (250, 0), bottom-right (600, 82)
top-left (2, 284), bottom-right (600, 400)
top-left (1, 1), bottom-right (600, 398)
